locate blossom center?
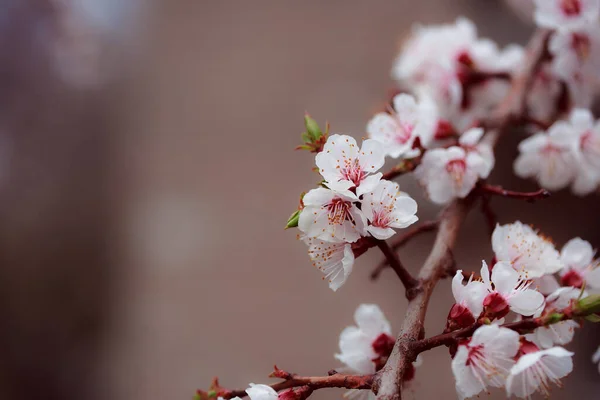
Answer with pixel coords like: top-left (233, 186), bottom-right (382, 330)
top-left (371, 206), bottom-right (394, 228)
top-left (483, 292), bottom-right (510, 318)
top-left (340, 158), bottom-right (365, 186)
top-left (446, 159), bottom-right (467, 184)
top-left (561, 0), bottom-right (582, 16)
top-left (326, 198), bottom-right (353, 226)
top-left (560, 268), bottom-right (584, 288)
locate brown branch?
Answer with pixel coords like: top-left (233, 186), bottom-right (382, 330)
top-left (218, 368), bottom-right (374, 399)
top-left (478, 183), bottom-right (551, 203)
top-left (373, 29), bottom-right (552, 400)
top-left (371, 221), bottom-right (439, 280)
top-left (375, 240), bottom-right (419, 298)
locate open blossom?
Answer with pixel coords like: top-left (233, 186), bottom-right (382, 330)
top-left (514, 122), bottom-right (578, 191)
top-left (303, 237), bottom-right (354, 291)
top-left (565, 109), bottom-right (600, 194)
top-left (366, 94), bottom-right (437, 159)
top-left (315, 134), bottom-right (385, 197)
top-left (451, 325), bottom-right (520, 399)
top-left (246, 384), bottom-right (278, 400)
top-left (448, 270), bottom-right (487, 328)
top-left (335, 304), bottom-right (393, 374)
top-left (526, 287), bottom-right (582, 349)
top-left (492, 221), bottom-right (563, 279)
top-left (533, 0), bottom-right (600, 30)
top-left (480, 261), bottom-right (545, 318)
top-left (298, 187), bottom-right (366, 243)
top-left (414, 128), bottom-right (493, 204)
top-left (360, 180), bottom-right (418, 240)
top-left (560, 237), bottom-right (600, 289)
top-left (506, 347), bottom-right (574, 398)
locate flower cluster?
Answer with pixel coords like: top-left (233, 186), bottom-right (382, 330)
top-left (391, 17), bottom-right (523, 131)
top-left (446, 221), bottom-right (600, 398)
top-left (297, 134), bottom-right (418, 290)
top-left (533, 0), bottom-right (600, 112)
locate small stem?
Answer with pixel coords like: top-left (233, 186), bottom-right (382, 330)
top-left (375, 240), bottom-right (419, 296)
top-left (371, 221), bottom-right (439, 280)
top-left (478, 183), bottom-right (551, 202)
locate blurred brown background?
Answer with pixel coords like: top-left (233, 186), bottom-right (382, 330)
top-left (0, 1), bottom-right (598, 400)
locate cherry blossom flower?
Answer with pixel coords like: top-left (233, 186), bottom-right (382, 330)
top-left (505, 346), bottom-right (574, 398)
top-left (451, 324), bottom-right (520, 399)
top-left (533, 0), bottom-right (600, 30)
top-left (298, 187), bottom-right (366, 243)
top-left (566, 109), bottom-right (600, 195)
top-left (526, 63), bottom-right (564, 123)
top-left (414, 129), bottom-right (493, 204)
top-left (479, 261), bottom-right (545, 318)
top-left (360, 180), bottom-right (418, 240)
top-left (315, 134), bottom-right (385, 197)
top-left (302, 237), bottom-right (354, 291)
top-left (560, 237), bottom-right (600, 289)
top-left (366, 94), bottom-right (437, 159)
top-left (514, 122), bottom-right (579, 191)
top-left (593, 347), bottom-right (600, 374)
top-left (246, 384), bottom-right (278, 400)
top-left (448, 270), bottom-right (487, 328)
top-left (335, 304), bottom-right (393, 375)
top-left (526, 287), bottom-right (582, 349)
top-left (492, 221), bottom-right (564, 279)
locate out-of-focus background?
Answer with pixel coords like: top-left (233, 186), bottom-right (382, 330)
top-left (0, 1), bottom-right (598, 399)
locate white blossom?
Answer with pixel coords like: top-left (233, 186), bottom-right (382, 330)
top-left (414, 129), bottom-right (493, 205)
top-left (246, 384), bottom-right (278, 400)
top-left (366, 94), bottom-right (437, 159)
top-left (514, 123), bottom-right (579, 191)
top-left (335, 304), bottom-right (392, 375)
top-left (567, 109), bottom-right (600, 195)
top-left (451, 270), bottom-right (487, 318)
top-left (506, 347), bottom-right (574, 398)
top-left (451, 325), bottom-right (520, 399)
top-left (526, 287), bottom-right (582, 349)
top-left (492, 221), bottom-right (564, 279)
top-left (560, 237), bottom-right (600, 289)
top-left (298, 187), bottom-right (366, 243)
top-left (480, 261), bottom-right (545, 317)
top-left (316, 134), bottom-right (385, 197)
top-left (533, 0), bottom-right (600, 30)
top-left (360, 180), bottom-right (418, 240)
top-left (303, 237), bottom-right (354, 291)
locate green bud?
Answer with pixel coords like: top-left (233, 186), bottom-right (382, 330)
top-left (301, 132), bottom-right (311, 143)
top-left (575, 294), bottom-right (600, 315)
top-left (285, 210), bottom-right (300, 229)
top-left (207, 391), bottom-right (217, 398)
top-left (304, 113), bottom-right (322, 141)
top-left (545, 313), bottom-right (564, 325)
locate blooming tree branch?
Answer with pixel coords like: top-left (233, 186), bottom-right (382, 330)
top-left (374, 28), bottom-right (552, 400)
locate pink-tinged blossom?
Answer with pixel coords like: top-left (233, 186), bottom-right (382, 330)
top-left (451, 325), bottom-right (520, 399)
top-left (480, 261), bottom-right (545, 317)
top-left (335, 304), bottom-right (393, 375)
top-left (526, 287), bottom-right (582, 349)
top-left (366, 94), bottom-right (437, 159)
top-left (593, 347), bottom-right (600, 374)
top-left (533, 0), bottom-right (600, 30)
top-left (298, 187), bottom-right (366, 243)
top-left (414, 129), bottom-right (493, 204)
top-left (514, 123), bottom-right (579, 191)
top-left (566, 109), bottom-right (600, 195)
top-left (492, 222), bottom-right (563, 279)
top-left (560, 237), bottom-right (600, 289)
top-left (360, 180), bottom-right (418, 240)
top-left (302, 237), bottom-right (354, 291)
top-left (448, 270), bottom-right (487, 328)
top-left (246, 384), bottom-right (278, 400)
top-left (506, 347), bottom-right (574, 398)
top-left (315, 135), bottom-right (385, 197)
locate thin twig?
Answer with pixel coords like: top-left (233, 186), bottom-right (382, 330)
top-left (371, 221), bottom-right (439, 280)
top-left (375, 240), bottom-right (419, 297)
top-left (478, 183), bottom-right (551, 202)
top-left (373, 29), bottom-right (552, 400)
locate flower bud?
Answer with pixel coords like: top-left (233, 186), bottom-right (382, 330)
top-left (445, 303), bottom-right (476, 331)
top-left (304, 114), bottom-right (322, 141)
top-left (278, 386), bottom-right (313, 400)
top-left (285, 210), bottom-right (300, 229)
top-left (482, 292), bottom-right (509, 319)
top-left (575, 294), bottom-right (600, 316)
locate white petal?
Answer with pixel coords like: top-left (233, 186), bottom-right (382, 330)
top-left (356, 173), bottom-right (382, 197)
top-left (459, 127), bottom-right (484, 146)
top-left (354, 304), bottom-right (392, 337)
top-left (451, 346), bottom-right (486, 400)
top-left (508, 289), bottom-right (545, 316)
top-left (561, 237), bottom-right (595, 270)
top-left (359, 139), bottom-right (386, 173)
top-left (246, 384), bottom-right (279, 400)
top-left (491, 261), bottom-right (520, 295)
top-left (471, 325), bottom-right (520, 357)
top-left (366, 226), bottom-right (396, 240)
